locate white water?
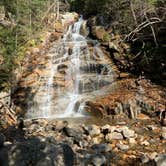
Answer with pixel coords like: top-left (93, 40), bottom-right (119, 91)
top-left (26, 16), bottom-right (115, 119)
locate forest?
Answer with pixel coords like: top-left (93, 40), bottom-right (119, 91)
top-left (0, 0), bottom-right (166, 165)
top-left (0, 0), bottom-right (165, 89)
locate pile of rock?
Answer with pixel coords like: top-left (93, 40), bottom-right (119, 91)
top-left (0, 118), bottom-right (166, 165)
top-left (7, 119), bottom-right (162, 165)
top-left (0, 92), bottom-right (17, 131)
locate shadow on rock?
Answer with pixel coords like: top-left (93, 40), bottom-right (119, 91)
top-left (0, 136), bottom-right (75, 166)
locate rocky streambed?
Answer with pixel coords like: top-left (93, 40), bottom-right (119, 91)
top-left (0, 117), bottom-right (166, 166)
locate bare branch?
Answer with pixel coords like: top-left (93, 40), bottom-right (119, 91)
top-left (125, 19), bottom-right (161, 41)
top-left (144, 12), bottom-right (158, 47)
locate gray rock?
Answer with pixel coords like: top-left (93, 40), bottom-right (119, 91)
top-left (106, 132), bottom-right (123, 141)
top-left (122, 129), bottom-right (135, 138)
top-left (141, 154), bottom-right (150, 163)
top-left (79, 140), bottom-right (89, 148)
top-left (84, 125), bottom-right (101, 137)
top-left (154, 154), bottom-right (166, 166)
top-left (91, 144), bottom-right (112, 153)
top-left (91, 154), bottom-right (106, 166)
top-left (63, 127), bottom-right (80, 138)
top-left (63, 127), bottom-right (83, 146)
top-left (115, 126), bottom-right (128, 133)
top-left (116, 144), bottom-right (129, 151)
top-left (149, 139), bottom-right (159, 144)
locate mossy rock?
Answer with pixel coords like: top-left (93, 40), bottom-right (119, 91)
top-left (103, 33), bottom-right (110, 42)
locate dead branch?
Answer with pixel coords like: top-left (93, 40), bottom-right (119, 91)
top-left (125, 18), bottom-right (161, 41)
top-left (41, 2), bottom-right (57, 23)
top-left (130, 0), bottom-right (138, 26)
top-left (144, 12), bottom-right (158, 47)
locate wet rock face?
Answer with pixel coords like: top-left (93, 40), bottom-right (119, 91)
top-left (84, 78), bottom-right (166, 121)
top-left (13, 14), bottom-right (119, 119)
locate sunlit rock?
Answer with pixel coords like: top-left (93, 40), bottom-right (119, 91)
top-left (106, 132), bottom-right (123, 141)
top-left (122, 128), bottom-right (135, 138)
top-left (91, 26), bottom-right (106, 40)
top-left (116, 144), bottom-right (129, 151)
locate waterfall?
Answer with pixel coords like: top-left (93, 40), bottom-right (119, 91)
top-left (26, 16), bottom-right (115, 119)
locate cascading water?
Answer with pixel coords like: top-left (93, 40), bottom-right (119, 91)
top-left (26, 16), bottom-right (115, 119)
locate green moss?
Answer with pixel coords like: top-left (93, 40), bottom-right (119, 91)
top-left (27, 39), bottom-right (36, 47)
top-left (103, 33), bottom-right (110, 42)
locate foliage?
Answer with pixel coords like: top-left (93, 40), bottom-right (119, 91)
top-left (70, 0), bottom-right (166, 84)
top-left (0, 0), bottom-right (56, 90)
